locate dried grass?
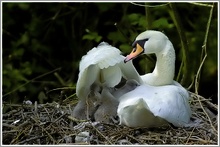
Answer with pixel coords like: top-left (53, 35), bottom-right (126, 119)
top-left (2, 91), bottom-right (218, 145)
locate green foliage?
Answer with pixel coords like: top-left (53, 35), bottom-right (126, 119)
top-left (128, 13), bottom-right (147, 28)
top-left (83, 29), bottom-right (102, 43)
top-left (152, 17), bottom-right (174, 29)
top-left (2, 2), bottom-right (218, 104)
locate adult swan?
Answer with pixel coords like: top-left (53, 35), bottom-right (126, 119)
top-left (117, 30), bottom-right (192, 128)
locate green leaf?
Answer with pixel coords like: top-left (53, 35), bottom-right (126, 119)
top-left (128, 13), bottom-right (140, 25)
top-left (119, 44), bottom-right (131, 52)
top-left (18, 3), bottom-right (30, 10)
top-left (107, 32), bottom-right (126, 44)
top-left (82, 31), bottom-right (102, 43)
top-left (152, 17), bottom-right (173, 29)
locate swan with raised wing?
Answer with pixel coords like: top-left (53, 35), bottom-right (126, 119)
top-left (73, 42), bottom-right (143, 120)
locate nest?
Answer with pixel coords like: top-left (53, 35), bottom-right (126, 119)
top-left (2, 92), bottom-right (218, 145)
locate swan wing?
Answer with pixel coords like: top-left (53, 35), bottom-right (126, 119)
top-left (100, 65), bottom-right (122, 87)
top-left (79, 42), bottom-right (124, 72)
top-left (118, 85), bottom-right (191, 127)
top-left (118, 96), bottom-right (168, 128)
top-left (76, 64), bottom-right (100, 100)
top-left (77, 42), bottom-right (144, 100)
top-left (140, 85), bottom-right (191, 127)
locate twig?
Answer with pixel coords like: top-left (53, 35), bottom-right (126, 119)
top-left (185, 126), bottom-right (195, 144)
top-left (183, 137), bottom-right (214, 144)
top-left (29, 116), bottom-right (56, 144)
top-left (54, 72), bottom-right (66, 86)
top-left (3, 67), bottom-right (62, 97)
top-left (126, 134), bottom-right (142, 144)
top-left (114, 23), bottom-right (132, 44)
top-left (187, 76), bottom-right (195, 91)
top-left (192, 92), bottom-right (218, 111)
top-left (197, 95), bottom-right (217, 135)
top-left (52, 112), bottom-right (67, 124)
top-left (18, 136), bottom-right (45, 144)
top-left (194, 54), bottom-right (207, 94)
top-left (64, 93), bottom-right (77, 102)
top-left (2, 123), bottom-right (16, 128)
top-left (130, 2), bottom-right (170, 7)
top-left (203, 97), bottom-right (218, 111)
top-left (195, 3), bottom-right (214, 93)
top-left (144, 2), bottom-right (152, 29)
top-left (90, 122), bottom-right (113, 145)
top-left (169, 3), bottom-right (191, 86)
top-left (67, 116), bottom-right (87, 123)
top-left (3, 130), bottom-right (18, 133)
top-left (188, 2), bottom-right (213, 7)
top-left (46, 87), bottom-right (75, 94)
top-left (176, 59), bottom-right (184, 84)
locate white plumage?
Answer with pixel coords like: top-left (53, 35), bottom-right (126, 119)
top-left (118, 30), bottom-right (192, 127)
top-left (73, 42), bottom-right (142, 120)
top-left (118, 84), bottom-right (191, 127)
top-left (73, 30), bottom-right (192, 128)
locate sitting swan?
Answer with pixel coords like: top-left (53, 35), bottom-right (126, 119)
top-left (117, 30), bottom-right (192, 128)
top-left (73, 42), bottom-right (143, 120)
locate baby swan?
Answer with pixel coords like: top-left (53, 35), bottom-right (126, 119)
top-left (94, 79), bottom-right (140, 123)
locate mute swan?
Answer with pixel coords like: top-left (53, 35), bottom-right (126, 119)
top-left (118, 30), bottom-right (192, 128)
top-left (73, 42), bottom-right (143, 120)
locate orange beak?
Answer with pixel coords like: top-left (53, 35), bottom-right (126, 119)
top-left (124, 43), bottom-right (144, 63)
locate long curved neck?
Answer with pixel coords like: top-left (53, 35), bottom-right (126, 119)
top-left (141, 41), bottom-right (175, 86)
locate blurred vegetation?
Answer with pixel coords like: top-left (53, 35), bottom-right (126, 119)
top-left (2, 2), bottom-right (218, 106)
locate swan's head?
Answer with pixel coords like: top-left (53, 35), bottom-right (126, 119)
top-left (124, 30), bottom-right (169, 63)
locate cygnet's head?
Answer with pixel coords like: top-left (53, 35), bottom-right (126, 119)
top-left (124, 30), bottom-right (169, 63)
top-left (125, 79), bottom-right (140, 91)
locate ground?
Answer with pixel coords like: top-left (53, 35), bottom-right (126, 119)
top-left (2, 92), bottom-right (218, 145)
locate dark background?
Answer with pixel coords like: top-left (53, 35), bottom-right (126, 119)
top-left (2, 2), bottom-right (218, 106)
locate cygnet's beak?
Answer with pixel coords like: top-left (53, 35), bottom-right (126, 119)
top-left (124, 43), bottom-right (144, 63)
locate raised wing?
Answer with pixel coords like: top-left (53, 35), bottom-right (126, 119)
top-left (76, 42), bottom-right (142, 100)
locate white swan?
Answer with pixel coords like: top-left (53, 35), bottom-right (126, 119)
top-left (117, 30), bottom-right (192, 128)
top-left (73, 42), bottom-right (143, 120)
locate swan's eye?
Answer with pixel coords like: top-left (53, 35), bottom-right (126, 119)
top-left (132, 38), bottom-right (148, 52)
top-left (136, 38), bottom-right (149, 49)
top-left (143, 38), bottom-right (149, 42)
